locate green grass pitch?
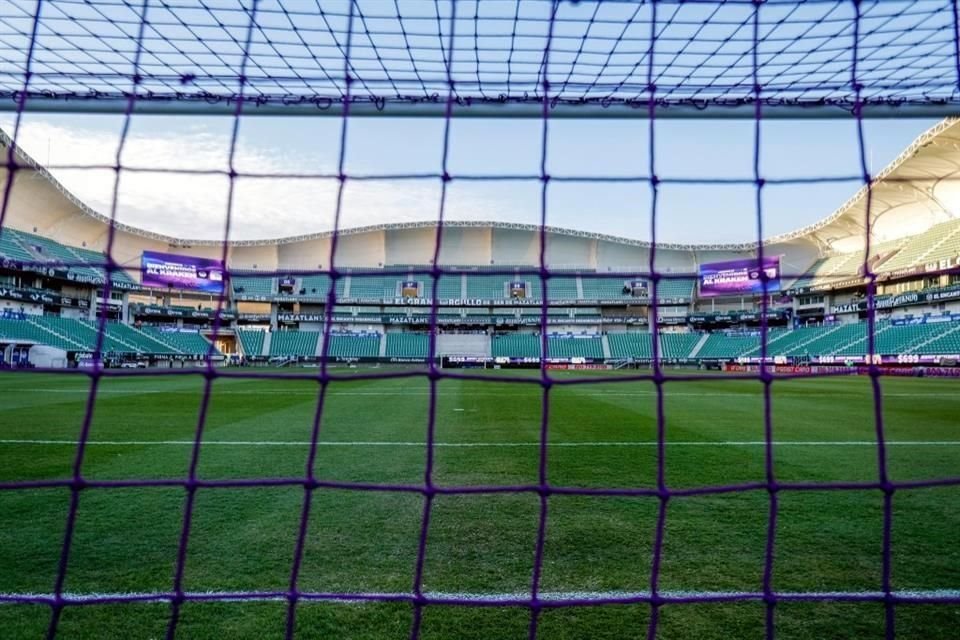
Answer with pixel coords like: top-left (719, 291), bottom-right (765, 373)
top-left (0, 368), bottom-right (958, 639)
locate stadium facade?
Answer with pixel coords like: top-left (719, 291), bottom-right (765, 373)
top-left (2, 119), bottom-right (960, 369)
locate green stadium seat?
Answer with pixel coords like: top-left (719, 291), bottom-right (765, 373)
top-left (237, 329), bottom-right (266, 357)
top-left (547, 334), bottom-right (603, 358)
top-left (325, 333), bottom-right (381, 357)
top-left (491, 334), bottom-right (540, 358)
top-left (269, 331), bottom-right (319, 357)
top-left (608, 332), bottom-right (654, 359)
top-left (385, 333), bottom-right (429, 358)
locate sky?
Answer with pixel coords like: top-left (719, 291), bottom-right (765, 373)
top-left (0, 113), bottom-right (940, 244)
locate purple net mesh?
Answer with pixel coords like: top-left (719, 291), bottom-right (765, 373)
top-left (0, 1), bottom-right (959, 639)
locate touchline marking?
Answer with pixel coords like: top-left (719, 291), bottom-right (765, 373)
top-left (24, 389), bottom-right (960, 398)
top-left (0, 589), bottom-right (957, 605)
top-left (1, 440), bottom-right (958, 447)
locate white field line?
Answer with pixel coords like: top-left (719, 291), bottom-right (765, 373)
top-left (0, 589), bottom-right (957, 605)
top-left (13, 389), bottom-right (960, 398)
top-left (1, 439), bottom-right (959, 448)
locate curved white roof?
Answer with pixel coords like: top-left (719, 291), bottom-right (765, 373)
top-left (2, 118), bottom-right (959, 258)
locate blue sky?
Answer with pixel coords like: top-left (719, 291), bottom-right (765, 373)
top-left (1, 112), bottom-right (939, 244)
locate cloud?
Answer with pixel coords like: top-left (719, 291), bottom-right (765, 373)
top-left (1, 117), bottom-right (519, 241)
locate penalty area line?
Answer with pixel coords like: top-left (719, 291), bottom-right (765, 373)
top-left (0, 588), bottom-right (958, 606)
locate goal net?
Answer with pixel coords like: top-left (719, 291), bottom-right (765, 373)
top-left (0, 1), bottom-right (958, 639)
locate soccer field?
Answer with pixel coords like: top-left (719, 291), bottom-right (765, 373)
top-left (1, 369), bottom-right (958, 639)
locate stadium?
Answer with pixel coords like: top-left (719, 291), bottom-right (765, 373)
top-left (1, 1), bottom-right (959, 639)
top-left (5, 120), bottom-right (960, 369)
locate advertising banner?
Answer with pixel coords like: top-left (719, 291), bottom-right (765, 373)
top-left (699, 257), bottom-right (781, 298)
top-left (141, 251), bottom-right (225, 294)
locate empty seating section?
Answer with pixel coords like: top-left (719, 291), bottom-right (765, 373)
top-left (657, 279), bottom-right (694, 301)
top-left (492, 334), bottom-right (540, 358)
top-left (233, 275), bottom-right (275, 297)
top-left (140, 327), bottom-right (215, 355)
top-left (758, 326), bottom-right (832, 355)
top-left (326, 334), bottom-right (381, 358)
top-left (581, 277), bottom-right (632, 300)
top-left (912, 325), bottom-right (960, 355)
top-left (74, 247), bottom-right (139, 287)
top-left (415, 274), bottom-right (462, 298)
top-left (0, 318), bottom-right (81, 351)
top-left (385, 333), bottom-right (429, 358)
top-left (548, 335), bottom-right (603, 358)
top-left (545, 277), bottom-right (579, 300)
top-left (300, 275), bottom-right (333, 298)
top-left (466, 274), bottom-right (506, 299)
top-left (879, 219), bottom-right (960, 273)
top-left (104, 323), bottom-right (178, 353)
top-left (237, 329), bottom-right (266, 356)
top-left (783, 323), bottom-right (865, 356)
top-left (348, 274), bottom-right (394, 299)
top-left (872, 324), bottom-right (942, 354)
top-left (34, 317), bottom-right (132, 353)
top-left (0, 230), bottom-right (34, 263)
top-left (0, 229), bottom-right (134, 286)
top-left (791, 253), bottom-right (860, 289)
top-left (659, 333), bottom-right (700, 358)
top-left (697, 333), bottom-right (759, 359)
top-left (269, 331), bottom-right (318, 357)
top-left (608, 333), bottom-right (654, 359)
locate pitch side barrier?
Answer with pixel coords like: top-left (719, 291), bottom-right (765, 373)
top-left (723, 363), bottom-right (960, 378)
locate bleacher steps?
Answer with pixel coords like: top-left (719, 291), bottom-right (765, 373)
top-left (379, 335), bottom-right (387, 357)
top-left (600, 335), bottom-right (611, 359)
top-left (688, 333), bottom-right (710, 358)
top-left (79, 319), bottom-right (143, 353)
top-left (827, 324), bottom-right (892, 356)
top-left (261, 331), bottom-right (272, 357)
top-left (786, 323), bottom-right (844, 356)
top-left (908, 324), bottom-right (960, 354)
top-left (343, 276), bottom-right (352, 298)
top-left (741, 328), bottom-right (792, 357)
top-left (25, 318), bottom-right (86, 351)
top-left (315, 333), bottom-right (326, 357)
top-left (914, 224), bottom-right (960, 268)
top-left (575, 277), bottom-right (584, 299)
top-left (132, 326), bottom-right (186, 354)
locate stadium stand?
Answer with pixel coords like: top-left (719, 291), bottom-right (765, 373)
top-left (237, 329), bottom-right (266, 357)
top-left (696, 333), bottom-right (759, 359)
top-left (911, 324), bottom-right (960, 355)
top-left (492, 334), bottom-right (540, 358)
top-left (581, 277), bottom-right (633, 300)
top-left (0, 317), bottom-right (83, 351)
top-left (660, 333), bottom-right (701, 359)
top-left (789, 253), bottom-right (861, 289)
top-left (547, 334), bottom-right (604, 358)
top-left (607, 332), bottom-right (655, 359)
top-left (326, 333), bottom-right (381, 358)
top-left (385, 333), bottom-right (429, 359)
top-left (233, 274), bottom-right (275, 298)
top-left (269, 330), bottom-right (319, 358)
top-left (877, 219), bottom-right (960, 274)
top-left (657, 279), bottom-right (695, 301)
top-left (466, 274), bottom-right (508, 299)
top-left (140, 327), bottom-right (216, 355)
top-left (347, 274), bottom-right (395, 299)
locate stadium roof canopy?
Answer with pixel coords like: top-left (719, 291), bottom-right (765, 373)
top-left (3, 119), bottom-right (960, 256)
